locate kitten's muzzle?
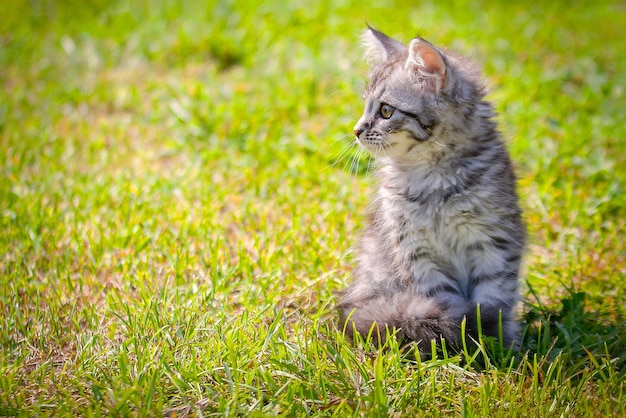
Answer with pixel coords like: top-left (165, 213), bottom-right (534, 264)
top-left (353, 117), bottom-right (369, 139)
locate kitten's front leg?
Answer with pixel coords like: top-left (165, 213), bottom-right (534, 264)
top-left (378, 265), bottom-right (463, 349)
top-left (428, 286), bottom-right (518, 349)
top-left (466, 244), bottom-right (522, 346)
top-left (406, 266), bottom-right (505, 349)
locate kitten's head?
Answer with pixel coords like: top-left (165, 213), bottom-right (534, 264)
top-left (354, 27), bottom-right (483, 160)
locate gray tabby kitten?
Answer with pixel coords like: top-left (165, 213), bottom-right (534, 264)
top-left (338, 28), bottom-right (526, 351)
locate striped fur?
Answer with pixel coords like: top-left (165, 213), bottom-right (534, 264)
top-left (338, 28), bottom-right (526, 351)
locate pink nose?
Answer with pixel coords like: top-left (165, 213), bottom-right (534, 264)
top-left (354, 128), bottom-right (363, 138)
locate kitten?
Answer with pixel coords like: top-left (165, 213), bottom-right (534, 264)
top-left (338, 27), bottom-right (526, 352)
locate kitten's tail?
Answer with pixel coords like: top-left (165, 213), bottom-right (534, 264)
top-left (339, 293), bottom-right (457, 347)
top-left (339, 293), bottom-right (517, 351)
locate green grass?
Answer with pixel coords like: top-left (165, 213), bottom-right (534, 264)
top-left (1, 0), bottom-right (625, 416)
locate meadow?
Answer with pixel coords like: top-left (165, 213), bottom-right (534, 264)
top-left (1, 0), bottom-right (625, 416)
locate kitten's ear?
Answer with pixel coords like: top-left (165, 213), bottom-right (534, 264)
top-left (406, 38), bottom-right (446, 89)
top-left (361, 26), bottom-right (405, 65)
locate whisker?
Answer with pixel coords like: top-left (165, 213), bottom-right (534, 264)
top-left (355, 147), bottom-right (367, 174)
top-left (333, 142), bottom-right (357, 165)
top-left (328, 88), bottom-right (349, 98)
top-left (352, 145), bottom-right (371, 174)
top-left (323, 135), bottom-right (359, 173)
top-left (380, 139), bottom-right (391, 159)
top-left (349, 150), bottom-right (359, 174)
top-left (366, 152), bottom-right (375, 173)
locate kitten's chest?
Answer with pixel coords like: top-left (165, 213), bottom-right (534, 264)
top-left (378, 183), bottom-right (483, 273)
top-left (377, 162), bottom-right (495, 264)
top-left (382, 194), bottom-right (456, 245)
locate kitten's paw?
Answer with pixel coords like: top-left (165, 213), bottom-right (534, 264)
top-left (399, 316), bottom-right (457, 348)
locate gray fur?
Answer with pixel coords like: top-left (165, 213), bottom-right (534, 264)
top-left (338, 28), bottom-right (526, 352)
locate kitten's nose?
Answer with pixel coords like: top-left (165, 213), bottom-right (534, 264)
top-left (354, 127), bottom-right (364, 138)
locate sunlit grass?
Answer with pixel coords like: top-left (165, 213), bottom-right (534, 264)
top-left (1, 0), bottom-right (625, 416)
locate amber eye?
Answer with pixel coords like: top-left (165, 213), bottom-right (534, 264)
top-left (380, 104), bottom-right (395, 119)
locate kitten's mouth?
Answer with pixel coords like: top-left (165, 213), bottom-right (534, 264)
top-left (357, 135), bottom-right (402, 158)
top-left (357, 135), bottom-right (391, 148)
top-left (360, 130), bottom-right (438, 159)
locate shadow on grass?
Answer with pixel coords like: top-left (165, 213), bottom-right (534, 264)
top-left (519, 289), bottom-right (626, 379)
top-left (449, 288), bottom-right (626, 380)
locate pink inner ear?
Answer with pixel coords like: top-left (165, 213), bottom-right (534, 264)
top-left (420, 49), bottom-right (445, 76)
top-left (409, 39), bottom-right (446, 84)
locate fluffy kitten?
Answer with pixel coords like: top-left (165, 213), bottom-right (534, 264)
top-left (338, 28), bottom-right (526, 351)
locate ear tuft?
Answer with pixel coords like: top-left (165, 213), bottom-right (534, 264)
top-left (361, 26), bottom-right (406, 66)
top-left (406, 38), bottom-right (446, 88)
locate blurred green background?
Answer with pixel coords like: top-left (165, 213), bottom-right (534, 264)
top-left (1, 0), bottom-right (625, 415)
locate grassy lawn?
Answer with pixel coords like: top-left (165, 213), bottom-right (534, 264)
top-left (1, 0), bottom-right (625, 415)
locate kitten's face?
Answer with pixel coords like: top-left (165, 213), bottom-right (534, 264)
top-left (354, 70), bottom-right (439, 158)
top-left (353, 29), bottom-right (449, 159)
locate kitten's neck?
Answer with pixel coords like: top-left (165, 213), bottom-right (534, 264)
top-left (377, 141), bottom-right (462, 192)
top-left (377, 158), bottom-right (463, 205)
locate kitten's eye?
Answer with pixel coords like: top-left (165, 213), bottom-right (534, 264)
top-left (380, 104), bottom-right (395, 119)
